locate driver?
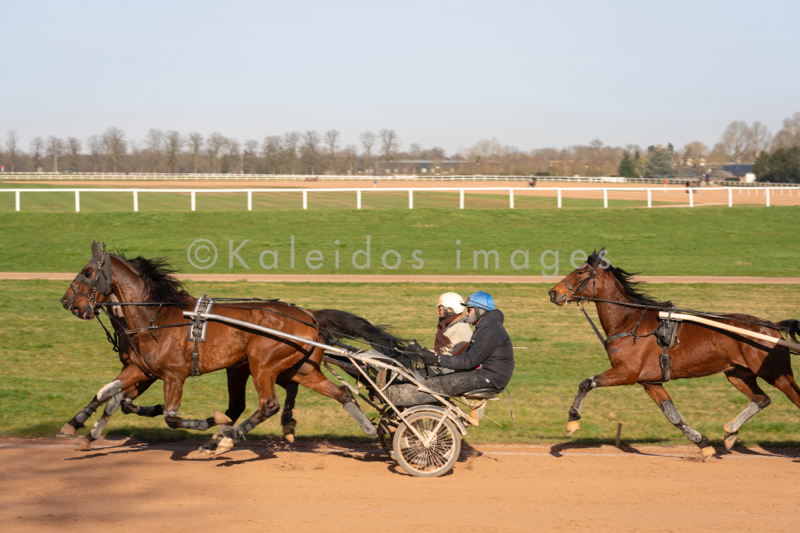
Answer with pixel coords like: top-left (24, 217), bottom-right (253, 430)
top-left (386, 291), bottom-right (514, 407)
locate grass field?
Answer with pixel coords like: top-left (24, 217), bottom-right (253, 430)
top-left (1, 207), bottom-right (800, 276)
top-left (2, 280), bottom-right (799, 447)
top-left (0, 184), bottom-right (666, 212)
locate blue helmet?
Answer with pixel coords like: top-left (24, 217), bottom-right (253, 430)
top-left (465, 291), bottom-right (495, 312)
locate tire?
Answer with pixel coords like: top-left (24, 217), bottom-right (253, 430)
top-left (392, 410), bottom-right (461, 477)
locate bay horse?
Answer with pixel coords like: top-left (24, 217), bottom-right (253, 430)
top-left (62, 242), bottom-right (405, 454)
top-left (57, 302), bottom-right (301, 450)
top-left (548, 249), bottom-right (800, 458)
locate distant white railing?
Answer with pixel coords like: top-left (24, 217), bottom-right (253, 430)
top-left (0, 172), bottom-right (704, 184)
top-left (2, 186), bottom-right (796, 212)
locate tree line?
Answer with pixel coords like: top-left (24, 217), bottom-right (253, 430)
top-left (1, 112), bottom-right (799, 180)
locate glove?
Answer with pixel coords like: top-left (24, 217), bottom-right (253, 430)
top-left (419, 350), bottom-right (439, 366)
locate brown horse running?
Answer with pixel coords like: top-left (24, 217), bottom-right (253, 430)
top-left (57, 308), bottom-right (301, 450)
top-left (62, 242), bottom-right (405, 454)
top-left (548, 249), bottom-right (800, 458)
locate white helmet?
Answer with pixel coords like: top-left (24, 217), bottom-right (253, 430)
top-left (437, 292), bottom-right (465, 315)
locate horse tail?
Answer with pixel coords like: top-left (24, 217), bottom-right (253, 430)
top-left (311, 309), bottom-right (407, 356)
top-left (777, 319), bottom-right (800, 348)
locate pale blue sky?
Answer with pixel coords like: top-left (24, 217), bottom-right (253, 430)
top-left (2, 0), bottom-right (799, 154)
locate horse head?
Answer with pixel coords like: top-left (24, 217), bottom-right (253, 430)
top-left (548, 248), bottom-right (611, 306)
top-left (62, 241), bottom-right (117, 320)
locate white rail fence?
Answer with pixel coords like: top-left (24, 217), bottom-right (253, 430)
top-left (3, 187), bottom-right (795, 212)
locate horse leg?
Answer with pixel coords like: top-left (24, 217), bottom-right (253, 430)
top-left (58, 398), bottom-right (102, 437)
top-left (74, 364), bottom-right (152, 451)
top-left (722, 367), bottom-right (771, 450)
top-left (120, 378), bottom-right (164, 417)
top-left (277, 378), bottom-right (299, 443)
top-left (566, 365), bottom-right (639, 436)
top-left (208, 375), bottom-right (281, 456)
top-left (642, 383), bottom-right (714, 460)
top-left (159, 374), bottom-right (230, 431)
top-left (293, 365), bottom-right (377, 438)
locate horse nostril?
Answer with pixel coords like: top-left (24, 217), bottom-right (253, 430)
top-left (549, 290), bottom-right (556, 299)
top-left (72, 308), bottom-right (79, 315)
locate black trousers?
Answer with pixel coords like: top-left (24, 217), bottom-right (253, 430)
top-left (384, 369), bottom-right (493, 407)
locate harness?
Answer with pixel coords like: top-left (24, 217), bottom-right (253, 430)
top-left (561, 265), bottom-right (677, 382)
top-left (69, 241), bottom-right (115, 316)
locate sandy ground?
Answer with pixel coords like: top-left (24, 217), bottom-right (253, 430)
top-left (3, 272), bottom-right (800, 284)
top-left (1, 437), bottom-right (799, 533)
top-left (11, 178), bottom-right (800, 207)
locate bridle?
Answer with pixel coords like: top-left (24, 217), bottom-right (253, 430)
top-left (69, 241), bottom-right (115, 315)
top-left (561, 263), bottom-right (599, 303)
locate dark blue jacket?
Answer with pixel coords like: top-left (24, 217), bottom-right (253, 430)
top-left (437, 309), bottom-right (514, 389)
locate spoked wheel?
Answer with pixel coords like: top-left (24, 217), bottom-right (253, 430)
top-left (392, 410), bottom-right (461, 477)
top-left (377, 414), bottom-right (398, 459)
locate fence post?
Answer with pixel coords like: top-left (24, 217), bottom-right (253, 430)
top-left (647, 188), bottom-right (652, 208)
top-left (728, 188), bottom-right (732, 207)
top-left (75, 190), bottom-right (80, 212)
top-left (603, 189), bottom-right (608, 208)
top-left (460, 189), bottom-right (464, 209)
top-left (765, 187), bottom-right (770, 207)
top-left (409, 189), bottom-right (414, 209)
top-left (133, 190), bottom-right (139, 212)
top-left (509, 189), bottom-right (514, 209)
top-left (357, 189), bottom-right (361, 209)
top-left (247, 190), bottom-right (252, 211)
top-left (15, 190), bottom-right (20, 211)
top-left (303, 190), bottom-right (308, 210)
top-left (191, 191), bottom-right (196, 211)
top-left (557, 188), bottom-right (562, 208)
top-left (689, 189), bottom-right (694, 207)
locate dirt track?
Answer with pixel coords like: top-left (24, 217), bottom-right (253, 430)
top-left (2, 438), bottom-right (799, 532)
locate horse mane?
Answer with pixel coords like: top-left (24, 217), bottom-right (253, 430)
top-left (116, 252), bottom-right (192, 303)
top-left (608, 266), bottom-right (673, 308)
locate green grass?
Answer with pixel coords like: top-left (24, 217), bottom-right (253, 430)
top-left (1, 207), bottom-right (800, 276)
top-left (2, 280), bottom-right (799, 447)
top-left (0, 186), bottom-right (666, 212)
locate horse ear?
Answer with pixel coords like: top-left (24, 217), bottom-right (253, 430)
top-left (91, 241), bottom-right (101, 255)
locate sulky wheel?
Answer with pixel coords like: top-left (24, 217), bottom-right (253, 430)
top-left (392, 409), bottom-right (461, 477)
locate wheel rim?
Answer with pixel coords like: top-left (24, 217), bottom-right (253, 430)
top-left (396, 414), bottom-right (457, 474)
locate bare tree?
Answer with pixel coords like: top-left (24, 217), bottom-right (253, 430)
top-left (6, 130), bottom-right (20, 172)
top-left (745, 121), bottom-right (772, 159)
top-left (324, 129), bottom-right (340, 173)
top-left (66, 137), bottom-right (82, 170)
top-left (301, 131), bottom-right (320, 174)
top-left (145, 129), bottom-right (164, 172)
top-left (262, 136), bottom-right (283, 174)
top-left (163, 130), bottom-right (184, 172)
top-left (206, 132), bottom-right (226, 173)
top-left (379, 129), bottom-right (399, 172)
top-left (224, 138), bottom-right (241, 173)
top-left (721, 121), bottom-right (750, 163)
top-left (771, 112), bottom-right (800, 151)
top-left (243, 139), bottom-right (258, 173)
top-left (102, 127), bottom-right (127, 172)
top-left (682, 141), bottom-right (708, 174)
top-left (283, 132), bottom-right (301, 174)
top-left (87, 135), bottom-right (103, 171)
top-left (187, 132), bottom-right (204, 173)
top-left (360, 131), bottom-right (376, 174)
top-left (30, 137), bottom-right (44, 172)
top-left (46, 136), bottom-right (65, 172)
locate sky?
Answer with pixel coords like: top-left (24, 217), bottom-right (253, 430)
top-left (2, 0), bottom-right (799, 155)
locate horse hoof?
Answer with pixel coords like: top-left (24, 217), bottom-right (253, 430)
top-left (57, 423), bottom-right (77, 437)
top-left (565, 420), bottom-right (580, 436)
top-left (283, 421), bottom-right (296, 444)
top-left (724, 432), bottom-right (738, 450)
top-left (214, 437), bottom-right (234, 456)
top-left (75, 435), bottom-right (93, 451)
top-left (701, 446), bottom-right (715, 461)
top-left (213, 410), bottom-right (232, 425)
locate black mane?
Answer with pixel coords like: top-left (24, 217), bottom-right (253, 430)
top-left (609, 267), bottom-right (673, 308)
top-left (117, 253), bottom-right (191, 303)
